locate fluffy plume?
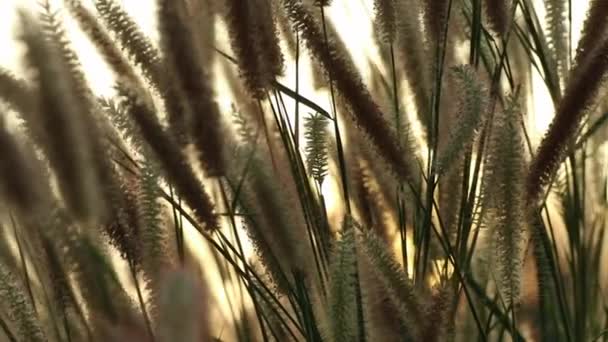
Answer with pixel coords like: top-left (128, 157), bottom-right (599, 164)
top-left (223, 0), bottom-right (284, 97)
top-left (39, 234), bottom-right (89, 339)
top-left (103, 178), bottom-right (142, 268)
top-left (136, 160), bottom-right (169, 321)
top-left (118, 89), bottom-right (218, 230)
top-left (20, 12), bottom-right (104, 223)
top-left (64, 0), bottom-right (141, 87)
top-left (421, 283), bottom-right (456, 341)
top-left (526, 32), bottom-right (608, 204)
top-left (544, 0), bottom-right (568, 80)
top-left (156, 0), bottom-right (193, 144)
top-left (223, 0), bottom-right (264, 97)
top-left (485, 0), bottom-right (511, 36)
top-left (158, 0), bottom-right (225, 176)
top-left (42, 0), bottom-right (123, 224)
top-left (574, 0), bottom-right (608, 66)
top-left (304, 112), bottom-right (330, 185)
top-left (357, 224), bottom-right (423, 340)
top-left (0, 264), bottom-right (46, 342)
top-left (189, 0), bottom-right (217, 65)
top-left (374, 0), bottom-right (396, 44)
top-left (437, 65), bottom-right (488, 174)
top-left (229, 152), bottom-right (309, 292)
top-left (282, 0), bottom-right (416, 184)
top-left (254, 0), bottom-right (285, 79)
top-left (395, 0), bottom-right (431, 129)
top-left (43, 208), bottom-right (138, 330)
top-left (324, 228), bottom-right (358, 342)
top-left (359, 255), bottom-right (407, 341)
top-left (274, 0), bottom-right (299, 55)
top-left (422, 0), bottom-right (449, 44)
top-left (94, 0), bottom-right (164, 88)
top-left (484, 96), bottom-right (527, 307)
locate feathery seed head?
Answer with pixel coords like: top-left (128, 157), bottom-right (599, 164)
top-left (437, 65), bottom-right (488, 174)
top-left (374, 0), bottom-right (396, 44)
top-left (304, 112), bottom-right (330, 185)
top-left (485, 95), bottom-right (527, 306)
top-left (283, 0), bottom-right (416, 184)
top-left (20, 11), bottom-right (105, 223)
top-left (485, 0), bottom-right (512, 36)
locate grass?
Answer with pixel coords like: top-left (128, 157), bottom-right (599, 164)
top-left (0, 0), bottom-right (607, 341)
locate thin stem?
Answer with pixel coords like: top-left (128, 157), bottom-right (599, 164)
top-left (319, 5), bottom-right (351, 215)
top-left (295, 31), bottom-right (300, 149)
top-left (128, 260), bottom-right (155, 342)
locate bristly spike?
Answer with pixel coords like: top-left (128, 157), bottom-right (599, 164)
top-left (395, 0), bottom-right (431, 130)
top-left (223, 0), bottom-right (264, 97)
top-left (282, 0), bottom-right (416, 185)
top-left (94, 0), bottom-right (164, 89)
top-left (324, 228), bottom-right (358, 342)
top-left (304, 112), bottom-right (330, 185)
top-left (227, 149), bottom-right (311, 292)
top-left (574, 0), bottom-right (608, 66)
top-left (544, 0), bottom-right (568, 82)
top-left (484, 0), bottom-right (512, 36)
top-left (422, 0), bottom-right (449, 44)
top-left (42, 0), bottom-right (124, 226)
top-left (527, 29), bottom-right (608, 204)
top-left (40, 0), bottom-right (91, 100)
top-left (103, 177), bottom-right (142, 267)
top-left (117, 88), bottom-right (218, 230)
top-left (373, 0), bottom-right (396, 44)
top-left (64, 0), bottom-right (144, 90)
top-left (136, 159), bottom-right (168, 323)
top-left (356, 222), bottom-right (423, 340)
top-left (95, 0), bottom-right (199, 152)
top-left (437, 65), bottom-right (488, 174)
top-left (484, 95), bottom-right (528, 307)
top-left (223, 0), bottom-right (284, 98)
top-left (421, 282), bottom-right (456, 341)
top-left (158, 0), bottom-right (226, 176)
top-left (254, 0), bottom-right (285, 79)
top-left (19, 11), bottom-right (104, 223)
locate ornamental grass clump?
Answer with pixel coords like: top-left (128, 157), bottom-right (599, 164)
top-left (0, 0), bottom-right (606, 341)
